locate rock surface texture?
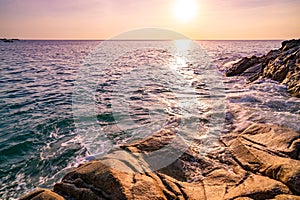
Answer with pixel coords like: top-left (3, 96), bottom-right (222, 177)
top-left (226, 39), bottom-right (300, 97)
top-left (20, 123), bottom-right (300, 200)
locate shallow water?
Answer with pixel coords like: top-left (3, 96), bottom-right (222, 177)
top-left (0, 40), bottom-right (299, 199)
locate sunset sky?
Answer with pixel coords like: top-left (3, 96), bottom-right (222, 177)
top-left (0, 0), bottom-right (299, 40)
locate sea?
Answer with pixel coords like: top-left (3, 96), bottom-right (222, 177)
top-left (0, 40), bottom-right (299, 199)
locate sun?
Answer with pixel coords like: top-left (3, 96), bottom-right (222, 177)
top-left (173, 0), bottom-right (198, 22)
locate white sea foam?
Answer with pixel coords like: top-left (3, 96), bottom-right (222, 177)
top-left (2, 40), bottom-right (295, 199)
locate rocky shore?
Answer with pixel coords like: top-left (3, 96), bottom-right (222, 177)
top-left (19, 123), bottom-right (300, 200)
top-left (20, 40), bottom-right (300, 200)
top-left (226, 39), bottom-right (300, 97)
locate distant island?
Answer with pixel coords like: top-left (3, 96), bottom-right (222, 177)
top-left (0, 38), bottom-right (20, 43)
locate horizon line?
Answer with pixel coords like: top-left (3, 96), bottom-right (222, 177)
top-left (1, 38), bottom-right (287, 41)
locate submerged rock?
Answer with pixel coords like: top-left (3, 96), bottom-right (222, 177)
top-left (20, 123), bottom-right (300, 200)
top-left (225, 39), bottom-right (300, 97)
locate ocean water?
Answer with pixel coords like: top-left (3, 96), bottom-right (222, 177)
top-left (0, 40), bottom-right (299, 199)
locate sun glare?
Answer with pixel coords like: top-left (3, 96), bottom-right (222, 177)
top-left (173, 0), bottom-right (198, 22)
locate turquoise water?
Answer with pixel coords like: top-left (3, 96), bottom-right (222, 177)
top-left (2, 40), bottom-right (299, 199)
top-left (0, 41), bottom-right (98, 199)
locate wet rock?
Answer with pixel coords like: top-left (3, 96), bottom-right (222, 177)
top-left (225, 56), bottom-right (260, 77)
top-left (225, 39), bottom-right (300, 97)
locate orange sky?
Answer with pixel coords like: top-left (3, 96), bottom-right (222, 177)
top-left (0, 0), bottom-right (299, 40)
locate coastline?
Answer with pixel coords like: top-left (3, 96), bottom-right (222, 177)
top-left (20, 123), bottom-right (300, 200)
top-left (19, 39), bottom-right (300, 200)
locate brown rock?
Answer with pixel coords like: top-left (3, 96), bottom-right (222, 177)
top-left (223, 123), bottom-right (300, 195)
top-left (224, 174), bottom-right (291, 200)
top-left (156, 159), bottom-right (187, 181)
top-left (54, 160), bottom-right (135, 200)
top-left (19, 188), bottom-right (64, 200)
top-left (225, 39), bottom-right (300, 97)
top-left (238, 123), bottom-right (300, 159)
top-left (256, 151), bottom-right (300, 195)
top-left (157, 173), bottom-right (206, 200)
top-left (53, 159), bottom-right (206, 200)
top-left (20, 122), bottom-right (300, 200)
top-left (121, 129), bottom-right (176, 153)
top-left (274, 194), bottom-right (300, 200)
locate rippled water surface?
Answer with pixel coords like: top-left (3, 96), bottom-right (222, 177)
top-left (1, 40), bottom-right (299, 199)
